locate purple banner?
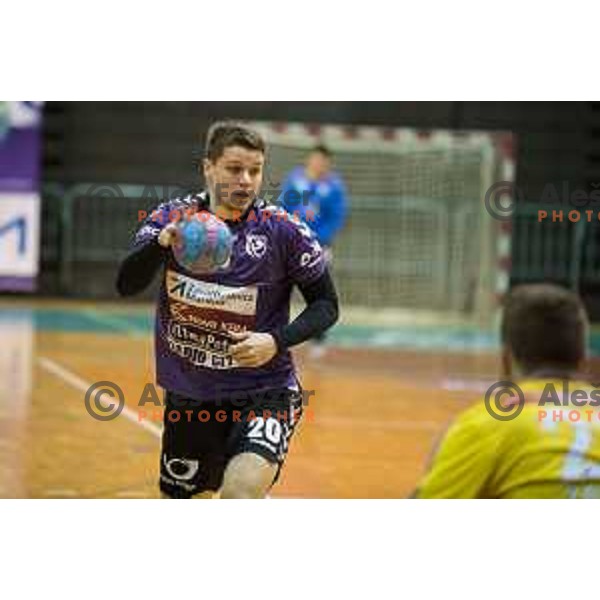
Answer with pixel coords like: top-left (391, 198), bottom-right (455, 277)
top-left (0, 276), bottom-right (36, 292)
top-left (0, 102), bottom-right (43, 191)
top-left (0, 102), bottom-right (43, 292)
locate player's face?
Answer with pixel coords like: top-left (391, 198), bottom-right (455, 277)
top-left (204, 146), bottom-right (264, 213)
top-left (306, 151), bottom-right (331, 180)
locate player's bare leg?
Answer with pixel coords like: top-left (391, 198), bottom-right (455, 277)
top-left (220, 452), bottom-right (277, 499)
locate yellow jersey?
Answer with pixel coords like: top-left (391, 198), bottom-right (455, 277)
top-left (415, 379), bottom-right (600, 499)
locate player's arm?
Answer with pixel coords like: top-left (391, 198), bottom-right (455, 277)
top-left (275, 217), bottom-right (339, 347)
top-left (229, 269), bottom-right (339, 367)
top-left (230, 219), bottom-right (339, 367)
top-left (412, 411), bottom-right (500, 499)
top-left (273, 268), bottom-right (339, 349)
top-left (116, 207), bottom-right (180, 297)
top-left (273, 218), bottom-right (339, 349)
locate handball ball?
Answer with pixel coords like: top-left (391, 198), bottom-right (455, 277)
top-left (172, 212), bottom-right (233, 274)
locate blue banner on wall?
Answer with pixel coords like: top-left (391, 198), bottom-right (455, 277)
top-left (0, 102), bottom-right (43, 292)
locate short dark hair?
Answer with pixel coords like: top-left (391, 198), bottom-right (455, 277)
top-left (311, 144), bottom-right (332, 158)
top-left (501, 283), bottom-right (588, 374)
top-left (205, 121), bottom-right (266, 162)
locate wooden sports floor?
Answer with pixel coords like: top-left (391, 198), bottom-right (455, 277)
top-left (0, 301), bottom-right (502, 498)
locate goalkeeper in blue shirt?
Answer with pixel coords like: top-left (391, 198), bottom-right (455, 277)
top-left (280, 145), bottom-right (348, 356)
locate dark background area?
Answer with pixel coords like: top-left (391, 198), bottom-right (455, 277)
top-left (39, 101), bottom-right (600, 317)
top-left (43, 102), bottom-right (597, 189)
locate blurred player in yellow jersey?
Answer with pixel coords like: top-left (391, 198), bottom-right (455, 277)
top-left (415, 283), bottom-right (600, 499)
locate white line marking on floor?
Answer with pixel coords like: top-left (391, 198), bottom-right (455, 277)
top-left (38, 356), bottom-right (162, 439)
top-left (37, 359), bottom-right (441, 439)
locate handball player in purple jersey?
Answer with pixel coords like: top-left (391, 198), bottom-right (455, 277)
top-left (116, 121), bottom-right (339, 498)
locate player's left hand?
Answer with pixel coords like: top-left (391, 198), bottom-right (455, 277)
top-left (229, 331), bottom-right (277, 368)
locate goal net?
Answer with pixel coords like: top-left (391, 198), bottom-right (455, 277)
top-left (248, 122), bottom-right (513, 324)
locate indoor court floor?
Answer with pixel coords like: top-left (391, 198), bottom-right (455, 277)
top-left (0, 299), bottom-right (507, 498)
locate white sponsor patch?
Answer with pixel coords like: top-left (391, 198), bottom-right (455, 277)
top-left (166, 270), bottom-right (257, 316)
top-left (165, 270), bottom-right (258, 370)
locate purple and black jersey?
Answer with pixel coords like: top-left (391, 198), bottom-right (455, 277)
top-left (133, 194), bottom-right (326, 400)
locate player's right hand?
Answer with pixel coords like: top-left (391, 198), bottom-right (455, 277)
top-left (158, 223), bottom-right (181, 248)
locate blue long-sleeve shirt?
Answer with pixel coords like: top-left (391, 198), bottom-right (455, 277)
top-left (279, 167), bottom-right (348, 246)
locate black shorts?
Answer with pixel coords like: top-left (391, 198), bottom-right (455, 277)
top-left (159, 387), bottom-right (303, 498)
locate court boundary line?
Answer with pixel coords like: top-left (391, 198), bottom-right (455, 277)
top-left (37, 356), bottom-right (162, 439)
top-left (36, 356), bottom-right (287, 499)
top-left (38, 354), bottom-right (447, 433)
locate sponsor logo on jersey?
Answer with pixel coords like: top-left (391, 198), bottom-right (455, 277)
top-left (245, 233), bottom-right (268, 260)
